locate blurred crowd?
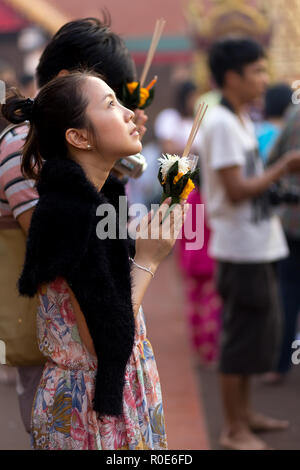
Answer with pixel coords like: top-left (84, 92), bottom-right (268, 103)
top-left (128, 37), bottom-right (300, 450)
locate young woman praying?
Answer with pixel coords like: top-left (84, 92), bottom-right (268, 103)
top-left (2, 71), bottom-right (186, 450)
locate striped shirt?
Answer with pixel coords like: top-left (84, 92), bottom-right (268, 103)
top-left (0, 124), bottom-right (38, 219)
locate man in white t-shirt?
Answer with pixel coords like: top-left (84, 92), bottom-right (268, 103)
top-left (200, 37), bottom-right (300, 450)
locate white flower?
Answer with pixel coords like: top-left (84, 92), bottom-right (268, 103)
top-left (158, 154), bottom-right (180, 179)
top-left (158, 154), bottom-right (192, 179)
top-left (178, 157), bottom-right (191, 175)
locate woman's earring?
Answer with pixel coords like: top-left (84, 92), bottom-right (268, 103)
top-left (87, 144), bottom-right (91, 149)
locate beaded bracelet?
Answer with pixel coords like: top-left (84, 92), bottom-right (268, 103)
top-left (129, 257), bottom-right (155, 278)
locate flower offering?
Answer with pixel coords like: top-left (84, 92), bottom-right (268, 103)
top-left (158, 154), bottom-right (199, 205)
top-left (121, 77), bottom-right (157, 110)
top-left (157, 102), bottom-right (208, 205)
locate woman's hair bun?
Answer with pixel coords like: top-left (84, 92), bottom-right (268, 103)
top-left (1, 88), bottom-right (35, 124)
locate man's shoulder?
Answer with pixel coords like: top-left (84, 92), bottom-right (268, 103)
top-left (204, 105), bottom-right (237, 131)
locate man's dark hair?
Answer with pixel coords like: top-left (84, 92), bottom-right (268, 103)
top-left (174, 81), bottom-right (197, 117)
top-left (208, 37), bottom-right (265, 88)
top-left (36, 16), bottom-right (136, 99)
top-left (264, 83), bottom-right (292, 119)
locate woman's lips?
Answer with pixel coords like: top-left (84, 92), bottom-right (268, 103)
top-left (130, 126), bottom-right (139, 136)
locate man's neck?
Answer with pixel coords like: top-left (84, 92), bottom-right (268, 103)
top-left (221, 90), bottom-right (246, 117)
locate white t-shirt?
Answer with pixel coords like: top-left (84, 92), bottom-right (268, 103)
top-left (199, 104), bottom-right (288, 263)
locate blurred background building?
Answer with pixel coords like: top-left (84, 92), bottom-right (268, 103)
top-left (1, 0), bottom-right (300, 137)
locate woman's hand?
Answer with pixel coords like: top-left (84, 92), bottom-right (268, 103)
top-left (130, 198), bottom-right (189, 315)
top-left (134, 109), bottom-right (148, 140)
top-left (134, 197), bottom-right (189, 273)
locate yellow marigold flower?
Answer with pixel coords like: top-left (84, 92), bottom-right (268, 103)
top-left (173, 172), bottom-right (184, 184)
top-left (180, 178), bottom-right (195, 200)
top-left (126, 82), bottom-right (150, 108)
top-left (139, 88), bottom-right (150, 107)
top-left (127, 82), bottom-right (139, 94)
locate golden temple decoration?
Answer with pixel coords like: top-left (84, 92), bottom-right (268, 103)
top-left (185, 0), bottom-right (273, 90)
top-left (268, 0), bottom-right (300, 84)
top-left (4, 0), bottom-right (69, 35)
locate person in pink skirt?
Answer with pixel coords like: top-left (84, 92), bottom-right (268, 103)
top-left (178, 189), bottom-right (221, 366)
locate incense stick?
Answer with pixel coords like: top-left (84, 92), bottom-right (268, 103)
top-left (140, 18), bottom-right (166, 88)
top-left (182, 103), bottom-right (208, 158)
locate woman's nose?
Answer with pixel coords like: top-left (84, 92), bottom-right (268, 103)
top-left (125, 108), bottom-right (135, 122)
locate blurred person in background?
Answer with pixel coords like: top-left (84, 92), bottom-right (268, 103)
top-left (155, 80), bottom-right (199, 156)
top-left (256, 84), bottom-right (293, 163)
top-left (265, 101), bottom-right (300, 384)
top-left (0, 59), bottom-right (19, 386)
top-left (155, 80), bottom-right (222, 366)
top-left (0, 16), bottom-right (147, 435)
top-left (126, 140), bottom-right (161, 209)
top-left (19, 74), bottom-right (37, 99)
top-left (199, 36), bottom-right (300, 450)
top-left (0, 59), bottom-right (18, 132)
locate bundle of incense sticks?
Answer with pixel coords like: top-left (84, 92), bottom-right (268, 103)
top-left (140, 18), bottom-right (166, 88)
top-left (182, 102), bottom-right (208, 158)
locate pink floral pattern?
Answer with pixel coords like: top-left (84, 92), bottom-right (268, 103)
top-left (31, 277), bottom-right (167, 450)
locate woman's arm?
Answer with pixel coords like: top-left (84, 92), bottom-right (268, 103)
top-left (16, 206), bottom-right (35, 235)
top-left (66, 200), bottom-right (186, 344)
top-left (219, 150), bottom-right (300, 204)
top-left (67, 284), bottom-right (97, 357)
top-left (131, 199), bottom-right (187, 315)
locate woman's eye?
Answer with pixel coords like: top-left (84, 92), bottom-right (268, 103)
top-left (109, 100), bottom-right (115, 107)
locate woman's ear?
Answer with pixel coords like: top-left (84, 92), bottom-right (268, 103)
top-left (65, 128), bottom-right (89, 150)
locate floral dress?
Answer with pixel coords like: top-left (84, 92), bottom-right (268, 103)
top-left (31, 277), bottom-right (167, 450)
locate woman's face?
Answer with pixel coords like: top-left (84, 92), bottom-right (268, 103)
top-left (84, 76), bottom-right (142, 160)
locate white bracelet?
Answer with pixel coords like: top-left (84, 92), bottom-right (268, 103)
top-left (129, 257), bottom-right (154, 278)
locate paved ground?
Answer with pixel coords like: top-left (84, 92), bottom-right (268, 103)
top-left (0, 253), bottom-right (299, 450)
top-left (0, 374), bottom-right (30, 450)
top-left (197, 365), bottom-right (300, 450)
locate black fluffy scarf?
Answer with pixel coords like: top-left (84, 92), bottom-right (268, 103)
top-left (18, 158), bottom-right (135, 417)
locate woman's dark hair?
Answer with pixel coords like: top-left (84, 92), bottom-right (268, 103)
top-left (36, 16), bottom-right (136, 98)
top-left (264, 83), bottom-right (292, 119)
top-left (1, 71), bottom-right (99, 180)
top-left (174, 81), bottom-right (197, 117)
top-left (208, 37), bottom-right (265, 88)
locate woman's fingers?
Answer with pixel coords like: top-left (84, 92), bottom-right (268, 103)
top-left (137, 209), bottom-right (154, 238)
top-left (164, 203), bottom-right (189, 240)
top-left (152, 198), bottom-right (171, 224)
top-left (137, 199), bottom-right (188, 242)
top-left (134, 109), bottom-right (148, 140)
